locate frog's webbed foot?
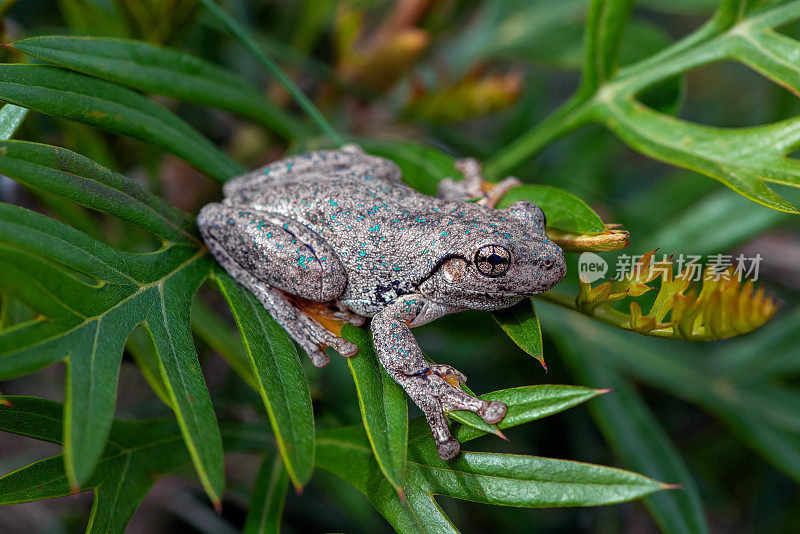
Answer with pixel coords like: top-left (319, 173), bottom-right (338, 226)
top-left (371, 295), bottom-right (508, 460)
top-left (437, 157), bottom-right (521, 209)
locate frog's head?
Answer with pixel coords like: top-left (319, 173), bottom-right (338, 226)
top-left (418, 200), bottom-right (566, 311)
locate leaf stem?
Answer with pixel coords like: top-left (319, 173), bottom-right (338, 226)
top-left (197, 0), bottom-right (346, 147)
top-left (483, 95), bottom-right (595, 179)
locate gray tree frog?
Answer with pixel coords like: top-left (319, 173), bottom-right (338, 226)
top-left (197, 145), bottom-right (566, 460)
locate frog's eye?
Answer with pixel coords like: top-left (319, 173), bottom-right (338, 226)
top-left (474, 245), bottom-right (511, 277)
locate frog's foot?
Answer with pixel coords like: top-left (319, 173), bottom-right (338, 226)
top-left (437, 158), bottom-right (521, 209)
top-left (250, 284), bottom-right (359, 367)
top-left (406, 365), bottom-right (508, 460)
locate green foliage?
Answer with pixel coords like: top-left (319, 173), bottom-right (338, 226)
top-left (485, 0), bottom-right (800, 214)
top-left (0, 0), bottom-right (798, 532)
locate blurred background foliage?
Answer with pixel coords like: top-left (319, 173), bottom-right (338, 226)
top-left (1, 0), bottom-right (800, 532)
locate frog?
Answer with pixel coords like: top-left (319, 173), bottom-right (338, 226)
top-left (197, 145), bottom-right (567, 460)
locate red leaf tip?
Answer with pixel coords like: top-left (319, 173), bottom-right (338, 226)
top-left (596, 388), bottom-right (615, 395)
top-left (213, 499), bottom-right (222, 513)
top-left (663, 483), bottom-right (683, 490)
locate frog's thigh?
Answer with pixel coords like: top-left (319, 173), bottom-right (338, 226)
top-left (223, 145), bottom-right (401, 195)
top-left (201, 230), bottom-right (356, 368)
top-left (198, 204), bottom-right (346, 302)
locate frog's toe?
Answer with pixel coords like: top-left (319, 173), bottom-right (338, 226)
top-left (331, 338), bottom-right (358, 357)
top-left (305, 347), bottom-right (331, 368)
top-left (479, 401), bottom-right (508, 425)
top-left (430, 364), bottom-right (467, 385)
top-left (437, 437), bottom-right (461, 461)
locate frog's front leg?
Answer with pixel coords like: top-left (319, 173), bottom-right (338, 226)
top-left (371, 294), bottom-right (508, 460)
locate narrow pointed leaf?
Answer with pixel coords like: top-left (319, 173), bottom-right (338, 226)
top-left (63, 309), bottom-right (134, 488)
top-left (0, 64), bottom-right (244, 182)
top-left (146, 255), bottom-right (225, 504)
top-left (562, 345), bottom-right (708, 534)
top-left (0, 140), bottom-right (197, 244)
top-left (492, 298), bottom-right (545, 367)
top-left (444, 385), bottom-right (610, 443)
top-left (342, 324), bottom-right (408, 494)
top-left (12, 36), bottom-right (308, 140)
top-left (407, 444), bottom-right (668, 507)
top-left (215, 271), bottom-right (315, 489)
top-left (243, 453), bottom-right (289, 534)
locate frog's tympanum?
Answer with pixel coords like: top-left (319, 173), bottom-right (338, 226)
top-left (198, 146), bottom-right (566, 460)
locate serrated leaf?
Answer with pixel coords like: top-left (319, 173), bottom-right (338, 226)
top-left (243, 452), bottom-right (290, 534)
top-left (0, 64), bottom-right (244, 182)
top-left (215, 271), bottom-right (315, 490)
top-left (485, 0), bottom-right (800, 211)
top-left (0, 397), bottom-right (274, 533)
top-left (0, 203), bottom-right (224, 501)
top-left (491, 298), bottom-right (545, 368)
top-left (342, 324), bottom-right (408, 495)
top-left (12, 36), bottom-right (308, 140)
top-left (496, 184), bottom-right (606, 234)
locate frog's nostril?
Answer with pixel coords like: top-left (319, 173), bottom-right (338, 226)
top-left (542, 258), bottom-right (554, 270)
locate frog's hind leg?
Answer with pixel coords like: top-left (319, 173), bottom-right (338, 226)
top-left (199, 204), bottom-right (358, 366)
top-left (437, 158), bottom-right (521, 208)
top-left (206, 235), bottom-right (357, 367)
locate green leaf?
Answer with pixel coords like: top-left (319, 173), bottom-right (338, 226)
top-left (596, 97), bottom-right (800, 214)
top-left (406, 441), bottom-right (668, 508)
top-left (359, 140), bottom-right (458, 196)
top-left (445, 384), bottom-right (610, 443)
top-left (342, 324), bottom-right (408, 495)
top-left (0, 398), bottom-right (273, 533)
top-left (197, 0), bottom-right (345, 146)
top-left (317, 383), bottom-right (659, 529)
top-left (486, 0), bottom-right (800, 211)
top-left (0, 64), bottom-right (244, 182)
top-left (12, 36), bottom-right (309, 141)
top-left (0, 140), bottom-right (197, 244)
top-left (0, 103), bottom-right (28, 140)
top-left (215, 270), bottom-right (315, 490)
top-left (496, 185), bottom-right (606, 234)
top-left (0, 203), bottom-right (224, 502)
top-left (561, 346), bottom-right (708, 534)
top-left (491, 298), bottom-right (545, 368)
top-left (142, 255), bottom-right (225, 504)
top-left (243, 453), bottom-right (290, 534)
top-left (315, 427), bottom-right (461, 534)
top-left (0, 398), bottom-right (190, 533)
